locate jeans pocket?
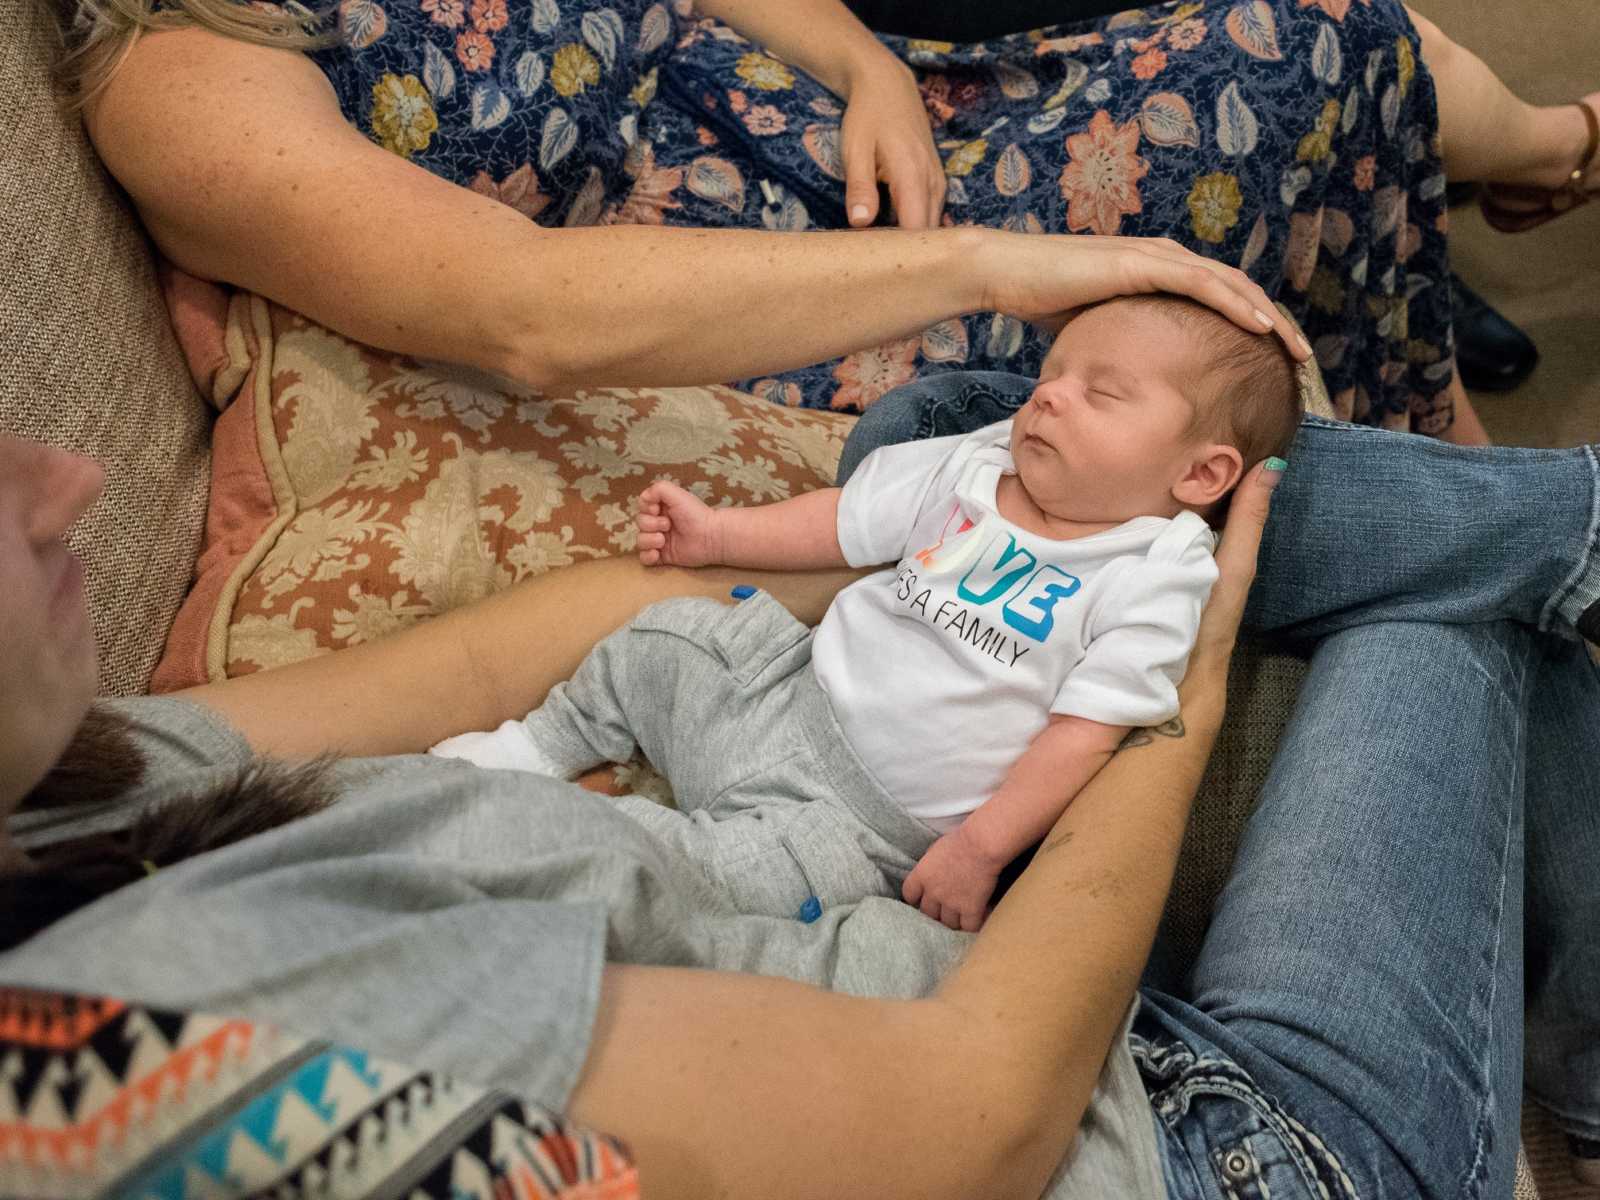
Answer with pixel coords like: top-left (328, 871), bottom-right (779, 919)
top-left (1133, 1034), bottom-right (1360, 1200)
top-left (1210, 1128), bottom-right (1320, 1200)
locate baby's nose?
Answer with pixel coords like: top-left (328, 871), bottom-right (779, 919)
top-left (1031, 380), bottom-right (1069, 412)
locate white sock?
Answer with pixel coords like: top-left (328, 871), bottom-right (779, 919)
top-left (428, 718), bottom-right (582, 779)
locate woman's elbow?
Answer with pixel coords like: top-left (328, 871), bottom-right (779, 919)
top-left (916, 1025), bottom-right (1091, 1200)
top-left (495, 313), bottom-right (579, 395)
top-left (491, 273), bottom-right (619, 394)
top-left (498, 287), bottom-right (683, 394)
top-left (938, 1110), bottom-right (1085, 1200)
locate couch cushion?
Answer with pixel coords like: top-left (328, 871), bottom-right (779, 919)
top-left (0, 0), bottom-right (213, 696)
top-left (150, 293), bottom-right (854, 687)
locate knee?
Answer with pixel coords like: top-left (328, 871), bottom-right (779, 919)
top-left (1403, 4), bottom-right (1451, 69)
top-left (836, 383), bottom-right (937, 484)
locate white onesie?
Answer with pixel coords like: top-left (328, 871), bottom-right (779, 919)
top-left (811, 419), bottom-right (1218, 832)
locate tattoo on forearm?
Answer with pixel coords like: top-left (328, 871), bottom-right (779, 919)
top-left (1118, 716), bottom-right (1186, 751)
top-left (1039, 717), bottom-right (1190, 858)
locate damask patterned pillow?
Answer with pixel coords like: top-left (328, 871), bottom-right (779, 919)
top-left (151, 291), bottom-right (855, 690)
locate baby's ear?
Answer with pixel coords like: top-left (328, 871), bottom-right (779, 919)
top-left (1172, 444), bottom-right (1244, 508)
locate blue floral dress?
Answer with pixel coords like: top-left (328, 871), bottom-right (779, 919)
top-left (304, 0), bottom-right (1455, 432)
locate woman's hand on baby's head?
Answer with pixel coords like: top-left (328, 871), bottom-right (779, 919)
top-left (636, 480), bottom-right (722, 567)
top-left (987, 233), bottom-right (1313, 367)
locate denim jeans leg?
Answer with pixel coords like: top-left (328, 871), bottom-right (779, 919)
top-left (834, 371), bottom-right (1035, 484)
top-left (1523, 636), bottom-right (1600, 1145)
top-left (1154, 620), bottom-right (1530, 1199)
top-left (1247, 418), bottom-right (1600, 644)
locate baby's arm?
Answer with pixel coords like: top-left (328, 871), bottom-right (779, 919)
top-left (903, 715), bottom-right (1130, 932)
top-left (908, 538), bottom-right (1219, 929)
top-left (636, 480), bottom-right (847, 570)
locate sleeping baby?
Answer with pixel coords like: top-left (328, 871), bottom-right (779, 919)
top-left (431, 295), bottom-right (1303, 931)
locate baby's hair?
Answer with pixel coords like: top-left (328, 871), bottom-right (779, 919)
top-left (1104, 294), bottom-right (1304, 467)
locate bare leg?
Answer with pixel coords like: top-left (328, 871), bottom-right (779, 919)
top-left (1408, 6), bottom-right (1597, 190)
top-left (1439, 370), bottom-right (1493, 447)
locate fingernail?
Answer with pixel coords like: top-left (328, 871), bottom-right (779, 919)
top-left (1297, 333), bottom-right (1313, 356)
top-left (1264, 456), bottom-right (1289, 473)
top-left (850, 204), bottom-right (870, 223)
top-left (1253, 308), bottom-right (1274, 328)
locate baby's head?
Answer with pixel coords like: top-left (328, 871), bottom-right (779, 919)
top-left (1012, 295), bottom-right (1303, 526)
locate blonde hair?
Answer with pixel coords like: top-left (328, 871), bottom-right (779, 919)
top-left (53, 0), bottom-right (335, 114)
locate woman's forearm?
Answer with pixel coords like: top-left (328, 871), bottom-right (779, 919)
top-left (692, 0), bottom-right (900, 98)
top-left (573, 966), bottom-right (1043, 1200)
top-left (179, 556), bottom-right (866, 759)
top-left (509, 224), bottom-right (981, 392)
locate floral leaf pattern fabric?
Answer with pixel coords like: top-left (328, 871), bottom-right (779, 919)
top-left (306, 0), bottom-right (678, 217)
top-left (297, 0), bottom-right (1451, 430)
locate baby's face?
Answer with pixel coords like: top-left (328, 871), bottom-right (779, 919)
top-left (1011, 303), bottom-right (1214, 524)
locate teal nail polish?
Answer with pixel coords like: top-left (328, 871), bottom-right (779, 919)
top-left (1265, 456), bottom-right (1289, 472)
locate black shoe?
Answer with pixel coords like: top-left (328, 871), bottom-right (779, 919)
top-left (1451, 273), bottom-right (1539, 392)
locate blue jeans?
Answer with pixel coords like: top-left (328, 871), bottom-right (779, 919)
top-left (839, 372), bottom-right (1600, 1200)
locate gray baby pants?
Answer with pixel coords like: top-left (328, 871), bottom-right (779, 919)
top-left (522, 591), bottom-right (942, 921)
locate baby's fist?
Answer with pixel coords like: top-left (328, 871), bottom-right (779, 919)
top-left (636, 480), bottom-right (722, 567)
top-left (902, 831), bottom-right (1000, 932)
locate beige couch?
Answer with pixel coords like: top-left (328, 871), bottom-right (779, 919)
top-left (2, 0), bottom-right (1581, 1194)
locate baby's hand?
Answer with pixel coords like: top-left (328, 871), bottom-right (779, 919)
top-left (636, 480), bottom-right (723, 567)
top-left (902, 829), bottom-right (1001, 932)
